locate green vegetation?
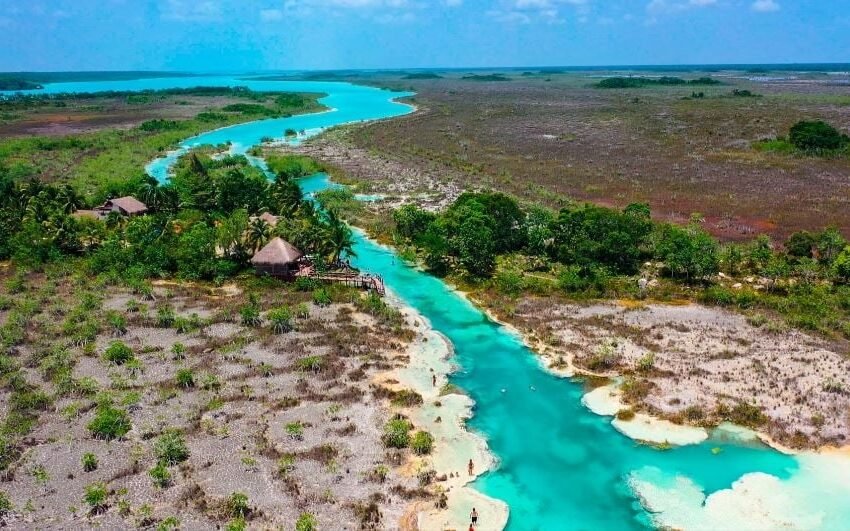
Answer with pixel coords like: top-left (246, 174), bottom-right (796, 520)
top-left (403, 72), bottom-right (443, 80)
top-left (267, 306), bottom-right (293, 333)
top-left (0, 88), bottom-right (324, 199)
top-left (264, 154), bottom-right (324, 179)
top-left (382, 417), bottom-right (412, 448)
top-left (149, 463), bottom-right (172, 488)
top-left (596, 76), bottom-right (721, 88)
top-left (296, 512), bottom-right (318, 531)
top-left (756, 120), bottom-right (849, 157)
top-left (410, 431), bottom-right (434, 455)
top-left (103, 341), bottom-right (134, 365)
top-left (228, 492), bottom-right (250, 518)
top-left (0, 78), bottom-right (43, 90)
top-left (789, 120), bottom-right (849, 153)
top-left (83, 482), bottom-right (108, 513)
top-left (461, 74), bottom-right (511, 82)
top-left (0, 491), bottom-right (11, 516)
top-left (87, 403), bottom-right (131, 440)
top-left (82, 452), bottom-right (98, 472)
top-left (391, 191), bottom-right (850, 339)
top-left (154, 429), bottom-right (190, 465)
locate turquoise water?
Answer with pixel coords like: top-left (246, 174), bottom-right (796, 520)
top-left (10, 77), bottom-right (842, 529)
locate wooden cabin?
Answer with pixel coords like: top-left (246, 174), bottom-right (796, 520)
top-left (96, 196), bottom-right (148, 217)
top-left (251, 237), bottom-right (304, 278)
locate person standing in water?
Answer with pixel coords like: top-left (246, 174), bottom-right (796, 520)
top-left (471, 507), bottom-right (479, 526)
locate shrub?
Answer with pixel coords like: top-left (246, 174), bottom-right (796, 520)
top-left (103, 341), bottom-right (134, 365)
top-left (156, 306), bottom-right (176, 327)
top-left (410, 431), bottom-right (434, 455)
top-left (106, 311), bottom-right (127, 336)
top-left (586, 341), bottom-right (620, 371)
top-left (789, 120), bottom-right (849, 152)
top-left (267, 306), bottom-right (293, 334)
top-left (390, 389), bottom-right (424, 407)
top-left (176, 368), bottom-right (195, 388)
top-left (88, 404), bottom-right (131, 440)
top-left (83, 482), bottom-right (108, 513)
top-left (285, 421), bottom-right (304, 440)
top-left (295, 512), bottom-right (318, 531)
top-left (382, 418), bottom-right (412, 449)
top-left (636, 353), bottom-right (655, 373)
top-left (240, 304), bottom-right (262, 327)
top-left (154, 429), bottom-right (190, 465)
top-left (277, 454), bottom-right (296, 476)
top-left (82, 452), bottom-right (98, 472)
top-left (295, 355), bottom-right (325, 373)
top-left (171, 342), bottom-right (187, 360)
top-left (149, 463), bottom-right (172, 488)
top-left (616, 409), bottom-right (636, 421)
top-left (226, 518), bottom-right (247, 531)
top-left (727, 402), bottom-right (768, 428)
top-left (228, 492), bottom-right (249, 518)
top-left (295, 277), bottom-right (319, 291)
top-left (312, 288), bottom-right (332, 306)
top-left (0, 491), bottom-right (12, 516)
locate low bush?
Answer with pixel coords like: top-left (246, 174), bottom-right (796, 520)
top-left (149, 463), bottom-right (172, 488)
top-left (82, 452), bottom-right (98, 472)
top-left (382, 418), bottom-right (412, 449)
top-left (295, 512), bottom-right (318, 531)
top-left (154, 429), bottom-right (190, 465)
top-left (88, 404), bottom-right (131, 440)
top-left (83, 482), bottom-right (108, 513)
top-left (228, 492), bottom-right (250, 518)
top-left (410, 431), bottom-right (434, 455)
top-left (103, 341), bottom-right (134, 365)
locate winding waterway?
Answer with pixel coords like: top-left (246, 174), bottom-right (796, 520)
top-left (8, 76), bottom-right (850, 530)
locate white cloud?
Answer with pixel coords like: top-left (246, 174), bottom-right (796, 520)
top-left (161, 0), bottom-right (222, 22)
top-left (488, 0), bottom-right (588, 24)
top-left (260, 9), bottom-right (284, 21)
top-left (752, 0), bottom-right (780, 12)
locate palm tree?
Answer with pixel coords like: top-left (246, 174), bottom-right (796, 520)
top-left (56, 184), bottom-right (82, 214)
top-left (322, 209), bottom-right (356, 266)
top-left (246, 217), bottom-right (272, 253)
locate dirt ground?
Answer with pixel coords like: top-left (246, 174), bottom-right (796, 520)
top-left (506, 296), bottom-right (850, 449)
top-left (0, 269), bottom-right (436, 529)
top-left (0, 95), bottom-right (258, 137)
top-left (344, 71), bottom-right (850, 241)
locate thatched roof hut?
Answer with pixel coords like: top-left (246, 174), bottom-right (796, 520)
top-left (96, 196), bottom-right (148, 217)
top-left (251, 237), bottom-right (304, 277)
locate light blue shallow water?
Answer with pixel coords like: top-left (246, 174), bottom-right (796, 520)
top-left (10, 77), bottom-right (837, 529)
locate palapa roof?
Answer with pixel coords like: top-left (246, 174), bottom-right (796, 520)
top-left (104, 196), bottom-right (148, 215)
top-left (251, 237), bottom-right (303, 266)
top-left (251, 212), bottom-right (280, 227)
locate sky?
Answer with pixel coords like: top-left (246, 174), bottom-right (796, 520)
top-left (0, 0), bottom-right (848, 72)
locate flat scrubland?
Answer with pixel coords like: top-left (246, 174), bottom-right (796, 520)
top-left (0, 264), bottom-right (439, 528)
top-left (346, 71), bottom-right (850, 241)
top-left (0, 89), bottom-right (325, 198)
top-left (279, 68), bottom-right (850, 450)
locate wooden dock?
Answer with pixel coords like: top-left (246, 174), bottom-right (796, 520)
top-left (297, 268), bottom-right (386, 296)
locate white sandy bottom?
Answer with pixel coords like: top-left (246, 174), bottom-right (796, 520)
top-left (630, 452), bottom-right (850, 530)
top-left (388, 293), bottom-right (509, 530)
top-left (582, 384), bottom-right (709, 446)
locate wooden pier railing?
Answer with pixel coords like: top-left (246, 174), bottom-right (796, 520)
top-left (297, 269), bottom-right (386, 296)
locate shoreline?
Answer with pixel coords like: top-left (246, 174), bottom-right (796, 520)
top-left (474, 295), bottom-right (850, 458)
top-left (378, 290), bottom-right (509, 531)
